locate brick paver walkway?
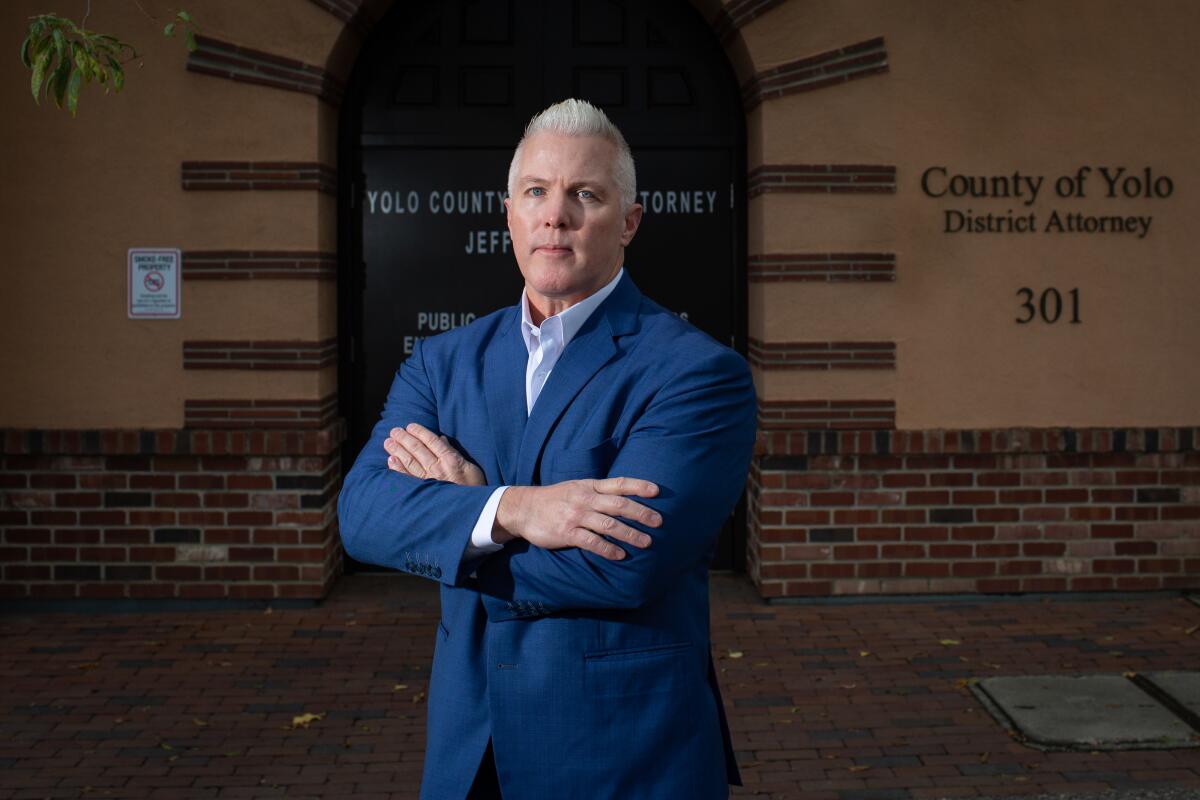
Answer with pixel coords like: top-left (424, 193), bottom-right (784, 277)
top-left (2, 575), bottom-right (1199, 799)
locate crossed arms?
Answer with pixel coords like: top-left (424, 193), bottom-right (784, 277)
top-left (337, 337), bottom-right (756, 617)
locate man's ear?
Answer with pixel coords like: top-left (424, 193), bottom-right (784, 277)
top-left (620, 203), bottom-right (643, 247)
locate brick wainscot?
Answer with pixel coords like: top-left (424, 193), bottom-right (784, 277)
top-left (0, 423), bottom-right (344, 602)
top-left (748, 426), bottom-right (1200, 598)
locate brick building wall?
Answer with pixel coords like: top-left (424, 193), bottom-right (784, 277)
top-left (747, 426), bottom-right (1200, 598)
top-left (0, 424), bottom-right (343, 602)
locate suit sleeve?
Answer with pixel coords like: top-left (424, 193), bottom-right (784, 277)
top-left (472, 348), bottom-right (757, 620)
top-left (337, 338), bottom-right (498, 586)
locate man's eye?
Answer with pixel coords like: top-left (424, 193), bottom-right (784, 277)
top-left (529, 187), bottom-right (545, 196)
top-left (577, 190), bottom-right (595, 200)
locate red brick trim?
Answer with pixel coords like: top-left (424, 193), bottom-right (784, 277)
top-left (181, 162), bottom-right (337, 195)
top-left (760, 400), bottom-right (896, 431)
top-left (748, 339), bottom-right (896, 370)
top-left (1, 421), bottom-right (345, 458)
top-left (711, 0), bottom-right (787, 43)
top-left (183, 251), bottom-right (336, 281)
top-left (749, 253), bottom-right (896, 283)
top-left (186, 35), bottom-right (345, 106)
top-left (182, 339), bottom-right (337, 371)
top-left (756, 427), bottom-right (1198, 458)
top-left (742, 36), bottom-right (888, 110)
top-left (185, 395), bottom-right (338, 430)
top-left (748, 164), bottom-right (896, 197)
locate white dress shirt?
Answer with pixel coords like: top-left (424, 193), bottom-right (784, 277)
top-left (463, 268), bottom-right (625, 558)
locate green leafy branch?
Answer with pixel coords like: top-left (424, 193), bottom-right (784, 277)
top-left (162, 10), bottom-right (197, 53)
top-left (20, 7), bottom-right (196, 117)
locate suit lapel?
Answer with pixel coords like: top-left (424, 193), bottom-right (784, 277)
top-left (482, 308), bottom-right (527, 485)
top-left (512, 273), bottom-right (642, 486)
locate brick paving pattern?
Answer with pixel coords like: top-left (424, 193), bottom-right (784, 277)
top-left (2, 575), bottom-right (1199, 799)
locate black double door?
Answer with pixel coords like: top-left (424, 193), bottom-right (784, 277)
top-left (339, 0), bottom-right (746, 569)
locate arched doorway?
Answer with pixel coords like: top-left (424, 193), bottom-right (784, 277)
top-left (337, 0), bottom-right (747, 569)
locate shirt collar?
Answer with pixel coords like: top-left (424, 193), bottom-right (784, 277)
top-left (519, 268), bottom-right (624, 353)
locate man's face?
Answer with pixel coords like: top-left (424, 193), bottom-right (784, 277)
top-left (505, 132), bottom-right (643, 314)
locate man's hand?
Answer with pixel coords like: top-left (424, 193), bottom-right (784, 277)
top-left (384, 423), bottom-right (486, 486)
top-left (494, 478), bottom-right (661, 561)
top-left (385, 424), bottom-right (660, 560)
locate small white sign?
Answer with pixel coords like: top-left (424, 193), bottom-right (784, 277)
top-left (128, 248), bottom-right (181, 319)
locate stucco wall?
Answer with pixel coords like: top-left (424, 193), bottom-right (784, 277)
top-left (0, 1), bottom-right (343, 429)
top-left (740, 0), bottom-right (1200, 429)
top-left (3, 0), bottom-right (1196, 431)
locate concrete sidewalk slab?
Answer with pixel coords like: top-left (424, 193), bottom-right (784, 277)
top-left (1143, 671), bottom-right (1200, 727)
top-left (974, 675), bottom-right (1198, 751)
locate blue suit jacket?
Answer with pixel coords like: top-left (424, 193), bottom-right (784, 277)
top-left (338, 273), bottom-right (756, 799)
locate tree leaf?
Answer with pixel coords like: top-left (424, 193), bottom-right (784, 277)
top-left (20, 33), bottom-right (34, 68)
top-left (30, 48), bottom-right (51, 103)
top-left (185, 30), bottom-right (197, 52)
top-left (177, 10), bottom-right (193, 23)
top-left (51, 58), bottom-right (71, 107)
top-left (290, 712), bottom-right (324, 729)
top-left (52, 27), bottom-right (66, 63)
top-left (67, 67), bottom-right (81, 116)
top-left (163, 22), bottom-right (176, 37)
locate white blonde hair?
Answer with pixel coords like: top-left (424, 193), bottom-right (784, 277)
top-left (507, 98), bottom-right (637, 209)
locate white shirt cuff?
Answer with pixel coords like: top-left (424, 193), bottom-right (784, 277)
top-left (464, 486), bottom-right (508, 559)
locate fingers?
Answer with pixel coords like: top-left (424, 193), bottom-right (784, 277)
top-left (386, 426), bottom-right (439, 476)
top-left (406, 423), bottom-right (461, 463)
top-left (569, 528), bottom-right (627, 561)
top-left (580, 511), bottom-right (651, 549)
top-left (592, 476), bottom-right (659, 499)
top-left (593, 492), bottom-right (662, 528)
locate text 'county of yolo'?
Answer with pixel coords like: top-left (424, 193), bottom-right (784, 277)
top-left (920, 166), bottom-right (1174, 239)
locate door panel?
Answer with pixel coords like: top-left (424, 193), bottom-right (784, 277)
top-left (341, 0), bottom-right (746, 570)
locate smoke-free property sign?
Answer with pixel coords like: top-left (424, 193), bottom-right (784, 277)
top-left (128, 248), bottom-right (181, 319)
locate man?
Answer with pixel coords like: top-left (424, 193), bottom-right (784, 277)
top-left (338, 98), bottom-right (755, 799)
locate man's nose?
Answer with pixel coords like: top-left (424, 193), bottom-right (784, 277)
top-left (542, 191), bottom-right (571, 228)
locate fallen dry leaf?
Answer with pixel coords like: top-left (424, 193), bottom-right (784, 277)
top-left (939, 639), bottom-right (961, 646)
top-left (291, 712), bottom-right (324, 729)
top-left (859, 650), bottom-right (871, 657)
top-left (192, 718), bottom-right (208, 727)
top-left (412, 692), bottom-right (426, 704)
top-left (393, 684), bottom-right (408, 691)
top-left (849, 765), bottom-right (870, 773)
top-left (728, 651), bottom-right (744, 659)
top-left (1185, 625), bottom-right (1198, 636)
